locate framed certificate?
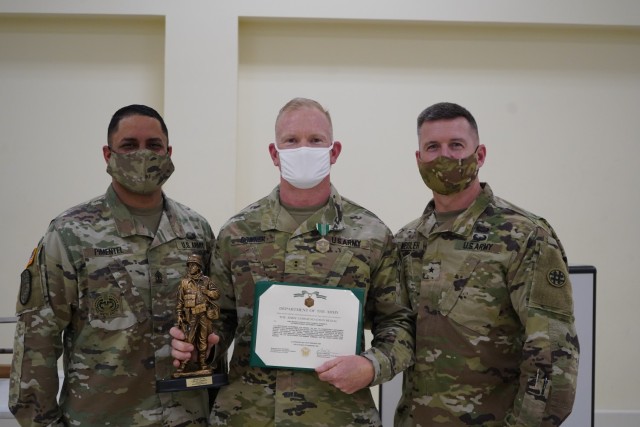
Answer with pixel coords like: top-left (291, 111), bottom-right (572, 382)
top-left (250, 281), bottom-right (364, 370)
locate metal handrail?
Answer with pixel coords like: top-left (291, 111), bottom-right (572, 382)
top-left (0, 317), bottom-right (16, 355)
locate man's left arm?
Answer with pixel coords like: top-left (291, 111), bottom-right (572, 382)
top-left (509, 228), bottom-right (579, 426)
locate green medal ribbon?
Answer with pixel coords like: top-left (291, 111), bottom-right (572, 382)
top-left (315, 223), bottom-right (332, 253)
top-left (316, 223), bottom-right (332, 236)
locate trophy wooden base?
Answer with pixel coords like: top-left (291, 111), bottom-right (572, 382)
top-left (156, 372), bottom-right (229, 393)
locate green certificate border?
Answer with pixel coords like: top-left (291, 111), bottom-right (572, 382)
top-left (250, 281), bottom-right (364, 371)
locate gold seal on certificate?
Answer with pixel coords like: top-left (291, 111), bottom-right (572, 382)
top-left (250, 281), bottom-right (364, 370)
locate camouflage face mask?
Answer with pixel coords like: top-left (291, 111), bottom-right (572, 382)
top-left (417, 148), bottom-right (479, 195)
top-left (107, 149), bottom-right (175, 195)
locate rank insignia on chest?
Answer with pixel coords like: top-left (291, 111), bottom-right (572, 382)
top-left (423, 261), bottom-right (441, 280)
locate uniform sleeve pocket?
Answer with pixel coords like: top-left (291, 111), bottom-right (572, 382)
top-left (8, 321), bottom-right (25, 408)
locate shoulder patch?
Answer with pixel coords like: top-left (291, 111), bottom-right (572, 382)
top-left (547, 268), bottom-right (567, 287)
top-left (16, 260), bottom-right (46, 312)
top-left (530, 242), bottom-right (573, 314)
top-left (25, 247), bottom-right (37, 268)
top-left (19, 269), bottom-right (32, 305)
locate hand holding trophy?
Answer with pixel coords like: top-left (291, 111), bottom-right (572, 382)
top-left (157, 254), bottom-right (228, 392)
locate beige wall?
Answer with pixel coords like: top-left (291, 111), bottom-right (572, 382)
top-left (1, 0), bottom-right (639, 422)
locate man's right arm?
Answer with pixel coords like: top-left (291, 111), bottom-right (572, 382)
top-left (10, 229), bottom-right (74, 426)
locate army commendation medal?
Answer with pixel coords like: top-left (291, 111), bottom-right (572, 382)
top-left (315, 223), bottom-right (332, 253)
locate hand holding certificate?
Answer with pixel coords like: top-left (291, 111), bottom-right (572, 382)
top-left (250, 281), bottom-right (364, 370)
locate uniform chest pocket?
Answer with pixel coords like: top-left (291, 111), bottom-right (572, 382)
top-left (438, 254), bottom-right (501, 336)
top-left (400, 252), bottom-right (425, 311)
top-left (306, 249), bottom-right (359, 286)
top-left (239, 244), bottom-right (369, 288)
top-left (86, 257), bottom-right (149, 331)
top-left (227, 243), bottom-right (278, 285)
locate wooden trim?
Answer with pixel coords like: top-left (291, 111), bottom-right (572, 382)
top-left (0, 365), bottom-right (11, 378)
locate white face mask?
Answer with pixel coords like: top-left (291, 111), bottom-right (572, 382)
top-left (275, 143), bottom-right (334, 189)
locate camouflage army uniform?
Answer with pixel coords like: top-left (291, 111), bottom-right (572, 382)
top-left (395, 184), bottom-right (578, 427)
top-left (10, 186), bottom-right (214, 426)
top-left (210, 185), bottom-right (415, 426)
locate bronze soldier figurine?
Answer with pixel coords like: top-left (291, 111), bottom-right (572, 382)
top-left (173, 254), bottom-right (220, 377)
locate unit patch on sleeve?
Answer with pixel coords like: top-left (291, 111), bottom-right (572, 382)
top-left (19, 269), bottom-right (32, 305)
top-left (530, 242), bottom-right (573, 314)
top-left (25, 247), bottom-right (37, 268)
top-left (547, 268), bottom-right (567, 287)
top-left (17, 247), bottom-right (46, 312)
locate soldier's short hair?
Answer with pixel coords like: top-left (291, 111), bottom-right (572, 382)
top-left (417, 102), bottom-right (479, 138)
top-left (107, 104), bottom-right (169, 147)
top-left (275, 97), bottom-right (333, 140)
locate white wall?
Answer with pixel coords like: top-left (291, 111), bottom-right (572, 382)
top-left (0, 0), bottom-right (639, 422)
top-left (0, 12), bottom-right (166, 354)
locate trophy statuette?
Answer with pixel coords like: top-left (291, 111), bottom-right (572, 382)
top-left (156, 254), bottom-right (228, 392)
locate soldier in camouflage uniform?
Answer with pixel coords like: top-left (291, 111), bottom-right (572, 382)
top-left (175, 254), bottom-right (220, 373)
top-left (10, 105), bottom-right (214, 426)
top-left (171, 98), bottom-right (415, 426)
top-left (394, 102), bottom-right (579, 426)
